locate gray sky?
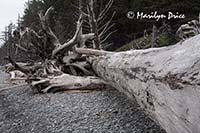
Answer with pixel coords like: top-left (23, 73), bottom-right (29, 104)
top-left (0, 0), bottom-right (27, 46)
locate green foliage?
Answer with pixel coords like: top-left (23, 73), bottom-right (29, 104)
top-left (23, 0), bottom-right (43, 29)
top-left (115, 36), bottom-right (151, 51)
top-left (116, 33), bottom-right (176, 51)
top-left (20, 0), bottom-right (200, 51)
top-left (156, 35), bottom-right (174, 47)
top-left (22, 0), bottom-right (78, 43)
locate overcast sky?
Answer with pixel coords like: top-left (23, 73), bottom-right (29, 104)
top-left (0, 0), bottom-right (27, 46)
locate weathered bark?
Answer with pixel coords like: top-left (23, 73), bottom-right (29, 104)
top-left (79, 35), bottom-right (200, 133)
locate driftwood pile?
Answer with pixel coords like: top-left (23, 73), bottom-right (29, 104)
top-left (8, 0), bottom-right (115, 93)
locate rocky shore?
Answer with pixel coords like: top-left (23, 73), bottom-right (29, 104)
top-left (0, 67), bottom-right (165, 133)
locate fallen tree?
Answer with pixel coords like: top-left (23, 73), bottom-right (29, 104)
top-left (6, 1), bottom-right (200, 133)
top-left (76, 35), bottom-right (200, 133)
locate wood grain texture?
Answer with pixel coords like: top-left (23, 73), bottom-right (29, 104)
top-left (91, 35), bottom-right (200, 133)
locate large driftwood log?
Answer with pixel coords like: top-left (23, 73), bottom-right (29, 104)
top-left (77, 35), bottom-right (200, 133)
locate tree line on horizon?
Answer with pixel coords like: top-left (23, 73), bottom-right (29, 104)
top-left (1, 0), bottom-right (200, 65)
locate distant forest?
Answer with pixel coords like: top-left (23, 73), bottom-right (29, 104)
top-left (1, 0), bottom-right (200, 64)
top-left (21, 0), bottom-right (200, 49)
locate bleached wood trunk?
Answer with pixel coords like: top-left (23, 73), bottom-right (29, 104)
top-left (91, 35), bottom-right (200, 133)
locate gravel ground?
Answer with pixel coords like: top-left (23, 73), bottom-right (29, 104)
top-left (0, 68), bottom-right (166, 133)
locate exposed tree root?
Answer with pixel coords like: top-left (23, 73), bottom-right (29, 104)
top-left (6, 2), bottom-right (115, 94)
